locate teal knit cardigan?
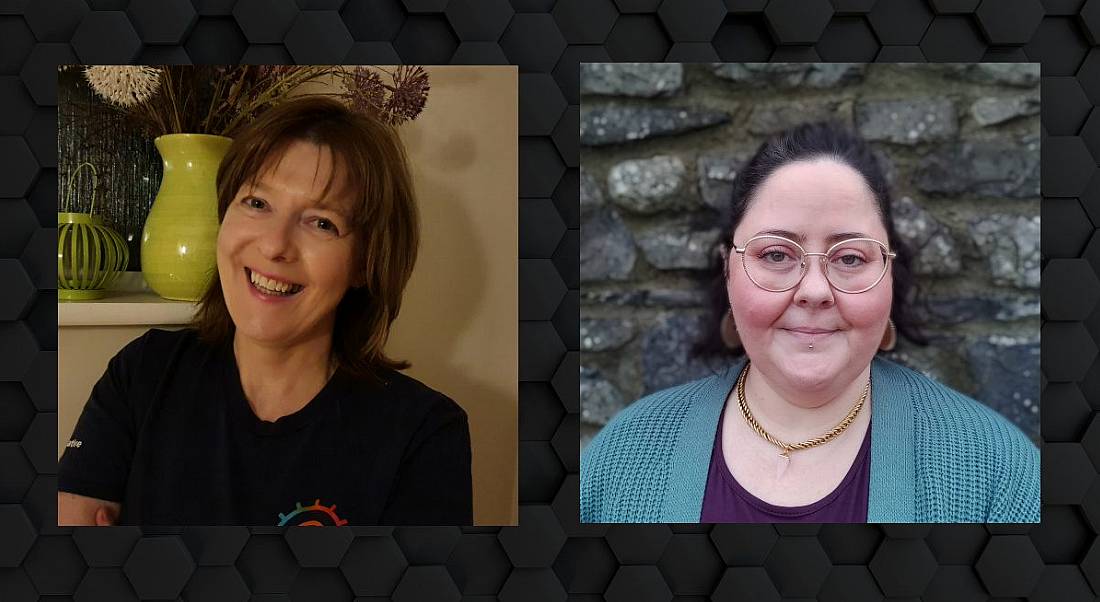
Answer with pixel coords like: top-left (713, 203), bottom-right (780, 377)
top-left (580, 357), bottom-right (1040, 523)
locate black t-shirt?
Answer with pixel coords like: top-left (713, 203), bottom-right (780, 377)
top-left (58, 328), bottom-right (472, 525)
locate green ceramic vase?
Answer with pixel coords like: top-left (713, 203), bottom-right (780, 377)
top-left (141, 133), bottom-right (232, 301)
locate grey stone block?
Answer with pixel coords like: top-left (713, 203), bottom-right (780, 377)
top-left (580, 167), bottom-right (604, 212)
top-left (636, 222), bottom-right (722, 270)
top-left (913, 137), bottom-right (1040, 198)
top-left (711, 62), bottom-right (866, 88)
top-left (642, 312), bottom-right (725, 394)
top-left (919, 294), bottom-right (1040, 326)
top-left (580, 288), bottom-right (710, 307)
top-left (947, 63), bottom-right (1041, 88)
top-left (968, 214), bottom-right (1041, 288)
top-left (580, 366), bottom-right (627, 426)
top-left (746, 99), bottom-right (853, 135)
top-left (580, 63), bottom-right (684, 98)
top-left (581, 207), bottom-right (637, 281)
top-left (855, 97), bottom-right (958, 145)
top-left (892, 196), bottom-right (960, 275)
top-left (580, 104), bottom-right (731, 146)
top-left (966, 337), bottom-right (1041, 441)
top-left (970, 94), bottom-right (1040, 127)
top-left (608, 155), bottom-right (690, 214)
top-left (580, 318), bottom-right (636, 352)
top-left (697, 150), bottom-right (753, 211)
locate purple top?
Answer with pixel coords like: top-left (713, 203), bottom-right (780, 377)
top-left (700, 402), bottom-right (872, 522)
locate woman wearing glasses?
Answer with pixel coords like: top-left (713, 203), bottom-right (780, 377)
top-left (580, 122), bottom-right (1039, 523)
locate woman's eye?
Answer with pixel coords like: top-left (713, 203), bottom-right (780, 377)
top-left (835, 253), bottom-right (866, 266)
top-left (314, 218), bottom-right (340, 235)
top-left (760, 249), bottom-right (794, 263)
top-left (243, 197), bottom-right (266, 210)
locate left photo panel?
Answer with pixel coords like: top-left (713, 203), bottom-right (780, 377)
top-left (56, 65), bottom-right (519, 526)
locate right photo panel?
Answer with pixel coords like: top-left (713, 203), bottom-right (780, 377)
top-left (579, 63), bottom-right (1040, 524)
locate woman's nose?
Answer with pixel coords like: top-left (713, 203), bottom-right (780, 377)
top-left (794, 254), bottom-right (835, 307)
top-left (257, 220), bottom-right (297, 262)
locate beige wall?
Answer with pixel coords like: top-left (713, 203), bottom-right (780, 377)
top-left (58, 66), bottom-right (519, 526)
top-left (388, 67), bottom-right (518, 525)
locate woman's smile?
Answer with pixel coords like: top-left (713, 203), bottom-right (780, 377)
top-left (244, 267), bottom-right (305, 302)
top-left (781, 327), bottom-right (839, 344)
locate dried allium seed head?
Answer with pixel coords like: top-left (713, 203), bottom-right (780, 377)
top-left (257, 65), bottom-right (295, 80)
top-left (382, 66), bottom-right (430, 125)
top-left (345, 67), bottom-right (387, 116)
top-left (83, 66), bottom-right (164, 107)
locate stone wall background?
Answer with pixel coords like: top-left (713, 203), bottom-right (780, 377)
top-left (579, 63), bottom-right (1041, 450)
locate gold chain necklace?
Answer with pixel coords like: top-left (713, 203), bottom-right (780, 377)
top-left (736, 361), bottom-right (869, 479)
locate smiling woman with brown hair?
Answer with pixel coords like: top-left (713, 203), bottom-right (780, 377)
top-left (58, 97), bottom-right (473, 526)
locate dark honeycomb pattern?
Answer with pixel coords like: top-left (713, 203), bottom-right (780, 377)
top-left (0, 1), bottom-right (1082, 599)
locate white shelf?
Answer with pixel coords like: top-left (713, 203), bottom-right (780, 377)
top-left (58, 272), bottom-right (199, 327)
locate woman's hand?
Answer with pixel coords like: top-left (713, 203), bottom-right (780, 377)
top-left (58, 491), bottom-right (121, 526)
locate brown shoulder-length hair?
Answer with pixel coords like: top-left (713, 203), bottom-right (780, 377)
top-left (191, 96), bottom-right (420, 380)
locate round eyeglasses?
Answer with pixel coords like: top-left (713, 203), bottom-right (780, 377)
top-left (731, 235), bottom-right (896, 294)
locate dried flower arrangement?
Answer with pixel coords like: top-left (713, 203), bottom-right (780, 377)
top-left (81, 65), bottom-right (431, 137)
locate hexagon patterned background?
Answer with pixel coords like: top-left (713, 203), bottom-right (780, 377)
top-left (0, 0), bottom-right (1093, 600)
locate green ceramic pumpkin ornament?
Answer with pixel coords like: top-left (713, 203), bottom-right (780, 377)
top-left (57, 162), bottom-right (129, 300)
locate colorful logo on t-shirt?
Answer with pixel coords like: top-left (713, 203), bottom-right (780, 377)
top-left (277, 499), bottom-right (348, 526)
